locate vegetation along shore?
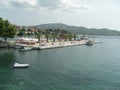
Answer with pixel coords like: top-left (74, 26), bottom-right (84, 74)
top-left (0, 17), bottom-right (103, 49)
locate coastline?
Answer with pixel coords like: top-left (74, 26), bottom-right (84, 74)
top-left (14, 40), bottom-right (87, 50)
top-left (14, 40), bottom-right (100, 50)
top-left (0, 38), bottom-right (101, 50)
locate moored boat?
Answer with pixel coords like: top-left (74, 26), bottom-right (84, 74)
top-left (13, 62), bottom-right (29, 68)
top-left (86, 40), bottom-right (94, 46)
top-left (19, 46), bottom-right (32, 51)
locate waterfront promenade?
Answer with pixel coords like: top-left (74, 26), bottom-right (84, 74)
top-left (15, 40), bottom-right (88, 50)
top-left (34, 40), bottom-right (87, 50)
top-left (1, 39), bottom-right (100, 50)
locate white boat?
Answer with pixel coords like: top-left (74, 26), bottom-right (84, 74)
top-left (19, 46), bottom-right (32, 51)
top-left (86, 40), bottom-right (94, 46)
top-left (13, 63), bottom-right (29, 68)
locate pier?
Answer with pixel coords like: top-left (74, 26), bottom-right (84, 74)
top-left (16, 40), bottom-right (100, 50)
top-left (15, 40), bottom-right (88, 50)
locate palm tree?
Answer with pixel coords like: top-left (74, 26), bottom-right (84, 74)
top-left (63, 34), bottom-right (68, 41)
top-left (51, 32), bottom-right (57, 42)
top-left (73, 34), bottom-right (77, 41)
top-left (44, 29), bottom-right (50, 42)
top-left (36, 29), bottom-right (42, 43)
top-left (45, 34), bottom-right (49, 42)
top-left (68, 33), bottom-right (72, 41)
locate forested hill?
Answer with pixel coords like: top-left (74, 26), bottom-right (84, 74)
top-left (35, 23), bottom-right (120, 36)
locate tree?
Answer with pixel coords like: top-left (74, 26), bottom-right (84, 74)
top-left (73, 34), bottom-right (77, 41)
top-left (51, 32), bottom-right (57, 42)
top-left (63, 34), bottom-right (68, 41)
top-left (45, 34), bottom-right (49, 42)
top-left (27, 29), bottom-right (32, 36)
top-left (36, 29), bottom-right (42, 43)
top-left (44, 29), bottom-right (50, 42)
top-left (20, 27), bottom-right (26, 36)
top-left (0, 18), bottom-right (3, 29)
top-left (0, 18), bottom-right (16, 41)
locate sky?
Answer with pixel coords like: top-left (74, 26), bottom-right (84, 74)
top-left (0, 0), bottom-right (120, 31)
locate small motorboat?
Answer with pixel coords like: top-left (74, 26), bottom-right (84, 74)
top-left (13, 62), bottom-right (29, 68)
top-left (19, 46), bottom-right (32, 51)
top-left (86, 40), bottom-right (94, 46)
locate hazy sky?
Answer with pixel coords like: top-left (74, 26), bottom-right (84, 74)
top-left (0, 0), bottom-right (120, 30)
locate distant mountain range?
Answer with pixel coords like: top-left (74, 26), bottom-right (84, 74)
top-left (34, 23), bottom-right (120, 36)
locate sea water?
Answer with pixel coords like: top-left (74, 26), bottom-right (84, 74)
top-left (0, 36), bottom-right (120, 90)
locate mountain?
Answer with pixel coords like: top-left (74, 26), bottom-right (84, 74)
top-left (35, 23), bottom-right (120, 36)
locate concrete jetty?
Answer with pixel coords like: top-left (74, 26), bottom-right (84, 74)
top-left (32, 40), bottom-right (87, 50)
top-left (14, 40), bottom-right (100, 50)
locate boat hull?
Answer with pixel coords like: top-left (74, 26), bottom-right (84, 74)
top-left (86, 40), bottom-right (94, 46)
top-left (19, 46), bottom-right (32, 51)
top-left (13, 63), bottom-right (29, 68)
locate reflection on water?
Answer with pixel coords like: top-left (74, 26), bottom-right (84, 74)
top-left (1, 36), bottom-right (120, 90)
top-left (0, 49), bottom-right (16, 90)
top-left (0, 49), bottom-right (16, 67)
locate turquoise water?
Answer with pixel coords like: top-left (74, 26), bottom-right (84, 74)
top-left (0, 36), bottom-right (120, 90)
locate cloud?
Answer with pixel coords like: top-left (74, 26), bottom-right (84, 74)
top-left (38, 0), bottom-right (62, 10)
top-left (37, 0), bottom-right (94, 12)
top-left (0, 0), bottom-right (39, 11)
top-left (0, 0), bottom-right (10, 7)
top-left (10, 0), bottom-right (39, 11)
top-left (0, 0), bottom-right (94, 12)
top-left (60, 0), bottom-right (95, 12)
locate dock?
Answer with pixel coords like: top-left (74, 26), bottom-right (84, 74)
top-left (32, 40), bottom-right (87, 50)
top-left (14, 40), bottom-right (101, 50)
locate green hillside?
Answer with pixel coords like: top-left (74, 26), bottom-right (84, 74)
top-left (35, 23), bottom-right (120, 36)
